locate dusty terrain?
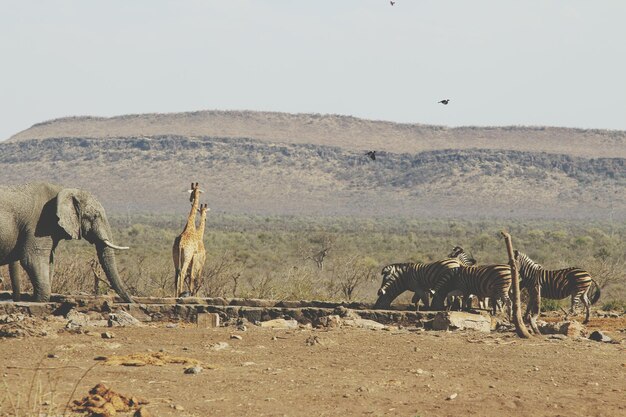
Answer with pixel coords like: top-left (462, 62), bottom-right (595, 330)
top-left (1, 315), bottom-right (625, 417)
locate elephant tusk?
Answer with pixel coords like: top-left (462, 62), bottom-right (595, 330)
top-left (104, 240), bottom-right (130, 250)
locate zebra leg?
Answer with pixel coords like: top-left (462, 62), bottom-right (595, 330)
top-left (529, 287), bottom-right (541, 334)
top-left (581, 292), bottom-right (591, 324)
top-left (503, 296), bottom-right (512, 322)
top-left (570, 293), bottom-right (578, 314)
top-left (411, 292), bottom-right (421, 311)
top-left (445, 290), bottom-right (463, 311)
top-left (412, 289), bottom-right (430, 311)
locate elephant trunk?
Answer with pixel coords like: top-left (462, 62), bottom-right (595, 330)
top-left (96, 244), bottom-right (133, 303)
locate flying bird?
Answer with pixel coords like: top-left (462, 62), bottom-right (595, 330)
top-left (366, 151), bottom-right (376, 161)
top-left (390, 1), bottom-right (395, 5)
top-left (438, 99), bottom-right (450, 105)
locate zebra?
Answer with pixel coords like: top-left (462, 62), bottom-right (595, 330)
top-left (443, 246), bottom-right (477, 310)
top-left (374, 259), bottom-right (462, 311)
top-left (446, 246), bottom-right (499, 311)
top-left (444, 263), bottom-right (512, 318)
top-left (514, 250), bottom-right (601, 326)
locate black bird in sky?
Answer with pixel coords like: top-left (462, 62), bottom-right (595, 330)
top-left (390, 1), bottom-right (395, 5)
top-left (438, 99), bottom-right (450, 105)
top-left (366, 151), bottom-right (376, 161)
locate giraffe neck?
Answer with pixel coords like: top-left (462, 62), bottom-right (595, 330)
top-left (197, 212), bottom-right (208, 237)
top-left (183, 190), bottom-right (201, 233)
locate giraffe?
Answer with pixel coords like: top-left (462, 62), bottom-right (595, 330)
top-left (173, 182), bottom-right (202, 297)
top-left (188, 203), bottom-right (210, 296)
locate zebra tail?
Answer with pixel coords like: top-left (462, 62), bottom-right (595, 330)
top-left (589, 279), bottom-right (601, 305)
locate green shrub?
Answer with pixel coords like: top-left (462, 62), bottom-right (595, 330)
top-left (601, 300), bottom-right (626, 312)
top-left (541, 298), bottom-right (565, 311)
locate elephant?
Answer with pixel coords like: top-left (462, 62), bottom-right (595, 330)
top-left (0, 182), bottom-right (133, 303)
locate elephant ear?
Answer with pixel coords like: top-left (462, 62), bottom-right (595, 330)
top-left (56, 188), bottom-right (82, 240)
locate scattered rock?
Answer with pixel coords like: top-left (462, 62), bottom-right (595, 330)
top-left (315, 315), bottom-right (342, 328)
top-left (230, 334), bottom-right (243, 340)
top-left (242, 361), bottom-right (256, 366)
top-left (537, 320), bottom-right (586, 338)
top-left (197, 313), bottom-right (220, 328)
top-left (108, 311), bottom-right (142, 327)
top-left (333, 306), bottom-right (360, 320)
top-left (169, 404), bottom-right (185, 411)
top-left (305, 335), bottom-right (321, 346)
top-left (184, 365), bottom-right (203, 374)
top-left (432, 312), bottom-right (491, 332)
top-left (209, 342), bottom-right (229, 351)
top-left (66, 309), bottom-right (90, 328)
top-left (446, 393), bottom-right (458, 400)
top-left (166, 323), bottom-right (178, 328)
top-left (342, 318), bottom-right (386, 331)
top-left (101, 352), bottom-right (201, 367)
top-left (0, 314), bottom-right (51, 338)
top-left (559, 321), bottom-right (585, 338)
top-left (71, 383), bottom-right (148, 416)
top-left (101, 332), bottom-right (115, 339)
top-left (589, 330), bottom-right (612, 343)
top-left (259, 319), bottom-right (299, 329)
top-left (548, 334), bottom-right (568, 340)
top-left (134, 407), bottom-right (151, 417)
top-left (47, 353), bottom-right (59, 359)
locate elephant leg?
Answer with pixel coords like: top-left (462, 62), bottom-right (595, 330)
top-left (22, 255), bottom-right (51, 302)
top-left (9, 262), bottom-right (22, 302)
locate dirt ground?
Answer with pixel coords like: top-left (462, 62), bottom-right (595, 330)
top-left (1, 316), bottom-right (625, 417)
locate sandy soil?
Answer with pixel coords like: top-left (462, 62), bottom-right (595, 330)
top-left (1, 317), bottom-right (625, 417)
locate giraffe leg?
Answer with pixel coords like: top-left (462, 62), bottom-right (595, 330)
top-left (178, 258), bottom-right (192, 297)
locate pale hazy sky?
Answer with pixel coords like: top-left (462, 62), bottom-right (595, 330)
top-left (1, 1), bottom-right (625, 141)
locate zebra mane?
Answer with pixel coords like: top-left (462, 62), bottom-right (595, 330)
top-left (382, 263), bottom-right (409, 274)
top-left (448, 246), bottom-right (476, 266)
top-left (515, 251), bottom-right (543, 274)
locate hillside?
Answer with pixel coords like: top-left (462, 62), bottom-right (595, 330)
top-left (1, 134), bottom-right (624, 219)
top-left (7, 110), bottom-right (626, 158)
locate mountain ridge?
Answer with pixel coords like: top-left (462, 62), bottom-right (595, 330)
top-left (8, 110), bottom-right (626, 158)
top-left (1, 135), bottom-right (623, 219)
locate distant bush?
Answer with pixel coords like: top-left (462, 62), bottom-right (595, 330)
top-left (601, 300), bottom-right (626, 312)
top-left (541, 298), bottom-right (565, 312)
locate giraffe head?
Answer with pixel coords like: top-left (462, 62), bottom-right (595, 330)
top-left (188, 182), bottom-right (204, 204)
top-left (198, 203), bottom-right (210, 217)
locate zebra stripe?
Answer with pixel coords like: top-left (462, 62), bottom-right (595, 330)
top-left (445, 246), bottom-right (497, 310)
top-left (374, 259), bottom-right (461, 310)
top-left (514, 250), bottom-right (600, 324)
top-left (448, 246), bottom-right (476, 266)
top-left (446, 264), bottom-right (512, 316)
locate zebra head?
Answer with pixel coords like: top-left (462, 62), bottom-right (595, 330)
top-left (448, 246), bottom-right (477, 266)
top-left (448, 246), bottom-right (465, 258)
top-left (374, 264), bottom-right (407, 309)
top-left (514, 250), bottom-right (541, 285)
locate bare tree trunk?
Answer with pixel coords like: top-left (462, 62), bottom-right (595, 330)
top-left (501, 231), bottom-right (532, 339)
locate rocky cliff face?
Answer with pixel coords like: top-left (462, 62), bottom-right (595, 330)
top-left (1, 135), bottom-right (624, 219)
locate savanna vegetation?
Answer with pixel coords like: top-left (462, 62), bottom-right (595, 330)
top-left (2, 215), bottom-right (624, 310)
